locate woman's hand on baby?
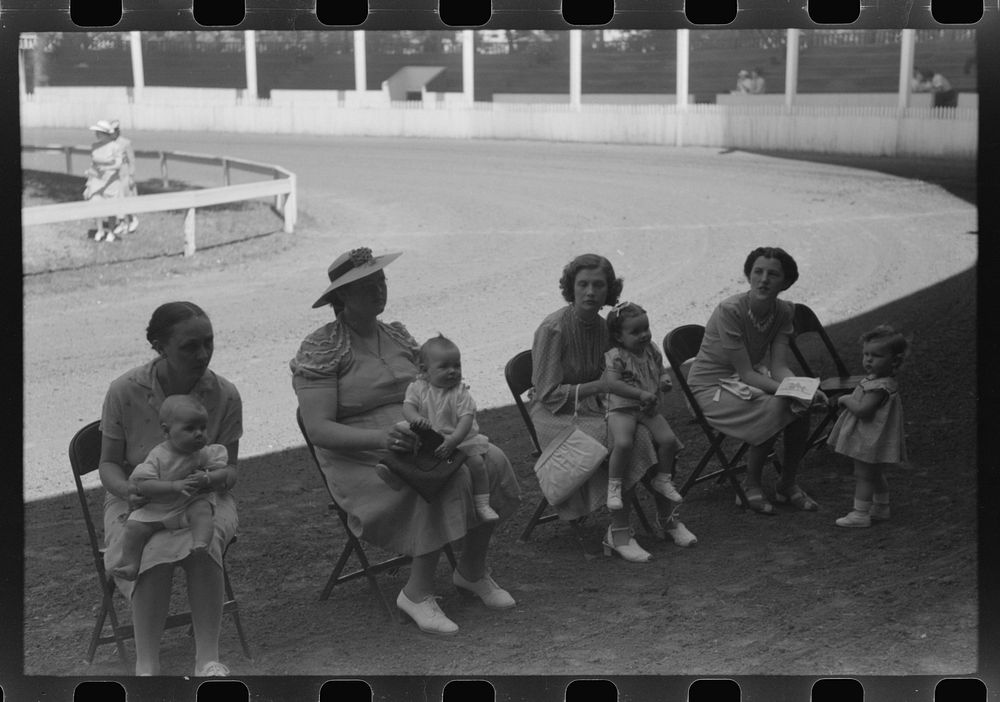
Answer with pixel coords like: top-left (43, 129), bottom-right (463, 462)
top-left (126, 485), bottom-right (149, 511)
top-left (386, 421), bottom-right (419, 453)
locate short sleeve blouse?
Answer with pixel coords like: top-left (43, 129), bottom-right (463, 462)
top-left (289, 317), bottom-right (421, 419)
top-left (687, 293), bottom-right (794, 389)
top-left (100, 359), bottom-right (243, 472)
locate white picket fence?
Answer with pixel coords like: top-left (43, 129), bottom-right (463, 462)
top-left (22, 144), bottom-right (297, 255)
top-left (20, 87), bottom-right (976, 158)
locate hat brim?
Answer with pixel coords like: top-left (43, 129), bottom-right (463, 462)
top-left (89, 124), bottom-right (114, 134)
top-left (311, 251), bottom-right (402, 308)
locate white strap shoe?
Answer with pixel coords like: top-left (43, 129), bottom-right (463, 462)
top-left (453, 569), bottom-right (516, 609)
top-left (194, 661), bottom-right (230, 677)
top-left (602, 526), bottom-right (651, 562)
top-left (396, 590), bottom-right (459, 634)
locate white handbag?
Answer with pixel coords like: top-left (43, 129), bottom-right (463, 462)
top-left (533, 385), bottom-right (608, 506)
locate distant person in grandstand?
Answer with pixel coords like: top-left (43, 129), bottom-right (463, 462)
top-left (83, 119), bottom-right (127, 242)
top-left (111, 119), bottom-right (139, 234)
top-left (748, 68), bottom-right (766, 95)
top-left (912, 68), bottom-right (957, 107)
top-left (735, 69), bottom-right (753, 94)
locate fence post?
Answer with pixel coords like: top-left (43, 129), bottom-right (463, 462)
top-left (223, 158), bottom-right (231, 186)
top-left (183, 208), bottom-right (196, 256)
top-left (283, 173), bottom-right (297, 233)
top-left (160, 152), bottom-right (169, 188)
top-left (64, 146), bottom-right (73, 174)
top-left (273, 171), bottom-right (282, 210)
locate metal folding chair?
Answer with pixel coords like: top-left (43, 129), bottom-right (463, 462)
top-left (295, 409), bottom-right (456, 619)
top-left (662, 327), bottom-right (755, 509)
top-left (503, 350), bottom-right (652, 543)
top-left (69, 420), bottom-right (251, 666)
top-left (788, 303), bottom-right (865, 453)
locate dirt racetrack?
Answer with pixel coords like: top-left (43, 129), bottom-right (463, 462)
top-left (21, 129), bottom-right (979, 686)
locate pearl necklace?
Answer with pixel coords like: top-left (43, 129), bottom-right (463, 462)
top-left (746, 296), bottom-right (775, 333)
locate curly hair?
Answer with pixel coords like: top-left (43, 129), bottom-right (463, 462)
top-left (860, 324), bottom-right (910, 361)
top-left (558, 253), bottom-right (623, 306)
top-left (146, 301), bottom-right (209, 353)
top-left (743, 246), bottom-right (799, 289)
top-left (606, 302), bottom-right (647, 347)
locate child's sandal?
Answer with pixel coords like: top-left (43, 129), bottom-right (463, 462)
top-left (737, 487), bottom-right (776, 515)
top-left (774, 485), bottom-right (819, 511)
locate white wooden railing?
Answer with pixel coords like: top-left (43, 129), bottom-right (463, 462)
top-left (21, 144), bottom-right (297, 256)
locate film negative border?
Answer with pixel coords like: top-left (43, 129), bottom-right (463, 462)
top-left (5, 1), bottom-right (999, 702)
top-left (0, 0), bottom-right (996, 30)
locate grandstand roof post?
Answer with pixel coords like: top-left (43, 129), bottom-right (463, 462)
top-left (570, 30), bottom-right (582, 110)
top-left (244, 31), bottom-right (258, 101)
top-left (129, 31), bottom-right (144, 102)
top-left (676, 28), bottom-right (689, 109)
top-left (898, 28), bottom-right (915, 111)
top-left (463, 30), bottom-right (475, 104)
top-left (784, 28), bottom-right (800, 109)
top-left (354, 31), bottom-right (367, 92)
top-left (676, 29), bottom-right (689, 148)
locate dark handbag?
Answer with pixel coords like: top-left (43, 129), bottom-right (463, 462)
top-left (378, 424), bottom-right (468, 502)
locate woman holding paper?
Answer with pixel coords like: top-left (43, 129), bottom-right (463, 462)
top-left (686, 247), bottom-right (827, 515)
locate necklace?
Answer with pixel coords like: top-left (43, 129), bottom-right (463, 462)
top-left (346, 322), bottom-right (382, 358)
top-left (746, 296), bottom-right (775, 333)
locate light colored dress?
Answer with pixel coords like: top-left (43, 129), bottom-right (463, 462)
top-left (687, 293), bottom-right (800, 446)
top-left (404, 379), bottom-right (490, 457)
top-left (100, 359), bottom-right (242, 600)
top-left (84, 138), bottom-right (126, 202)
top-left (115, 134), bottom-right (138, 197)
top-left (530, 305), bottom-right (658, 520)
top-left (604, 343), bottom-right (671, 413)
top-left (827, 376), bottom-right (907, 464)
top-left (290, 317), bottom-right (520, 557)
top-left (128, 442), bottom-right (228, 527)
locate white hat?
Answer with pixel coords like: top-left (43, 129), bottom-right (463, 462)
top-left (89, 119), bottom-right (116, 135)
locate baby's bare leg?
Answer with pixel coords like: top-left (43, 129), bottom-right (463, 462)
top-left (113, 520), bottom-right (163, 581)
top-left (468, 454), bottom-right (498, 521)
top-left (187, 500), bottom-right (216, 553)
top-left (467, 454), bottom-right (489, 495)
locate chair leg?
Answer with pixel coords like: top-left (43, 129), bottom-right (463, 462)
top-left (103, 588), bottom-right (130, 667)
top-left (223, 567), bottom-right (253, 661)
top-left (348, 532), bottom-right (396, 619)
top-left (518, 496), bottom-right (552, 542)
top-left (630, 491), bottom-right (654, 535)
top-left (320, 533), bottom-right (357, 601)
top-left (86, 597), bottom-right (111, 664)
top-left (443, 543), bottom-right (457, 570)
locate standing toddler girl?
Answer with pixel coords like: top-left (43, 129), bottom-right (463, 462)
top-left (603, 302), bottom-right (684, 515)
top-left (827, 325), bottom-right (909, 528)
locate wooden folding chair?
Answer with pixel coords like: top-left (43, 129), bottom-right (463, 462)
top-left (788, 303), bottom-right (865, 453)
top-left (662, 327), bottom-right (754, 509)
top-left (69, 420), bottom-right (251, 666)
top-left (504, 350), bottom-right (652, 543)
top-left (295, 409), bottom-right (456, 619)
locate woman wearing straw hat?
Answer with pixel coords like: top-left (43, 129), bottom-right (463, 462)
top-left (83, 119), bottom-right (128, 242)
top-left (291, 247), bottom-right (521, 635)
